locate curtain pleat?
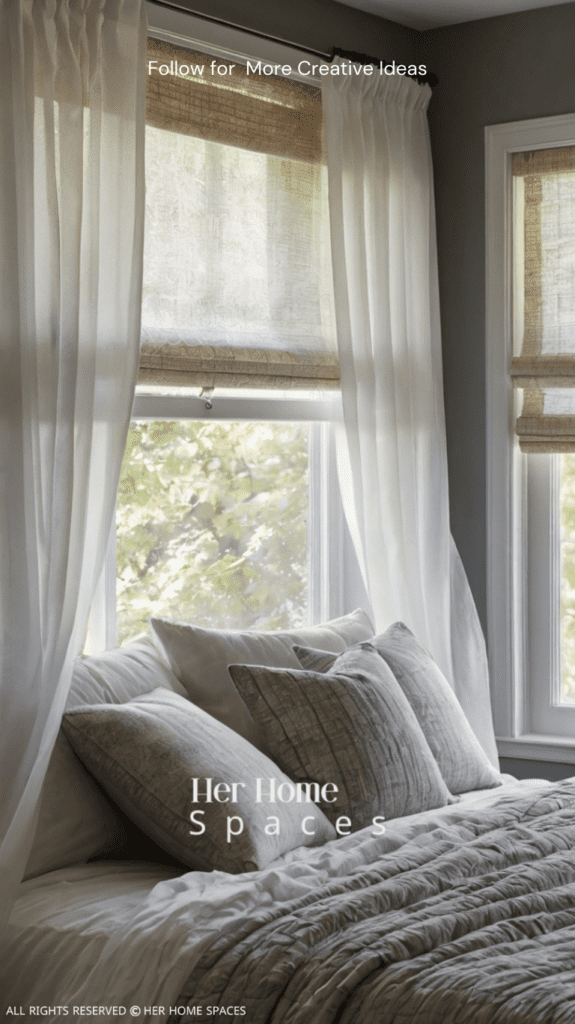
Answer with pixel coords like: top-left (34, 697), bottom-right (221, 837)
top-left (0, 0), bottom-right (146, 938)
top-left (323, 61), bottom-right (498, 764)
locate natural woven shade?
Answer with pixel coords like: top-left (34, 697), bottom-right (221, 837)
top-left (146, 38), bottom-right (325, 164)
top-left (512, 146), bottom-right (575, 451)
top-left (138, 339), bottom-right (340, 390)
top-left (140, 38), bottom-right (338, 391)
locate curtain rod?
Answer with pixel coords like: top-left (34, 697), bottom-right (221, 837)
top-left (331, 47), bottom-right (437, 86)
top-left (147, 0), bottom-right (330, 59)
top-left (148, 0), bottom-right (437, 85)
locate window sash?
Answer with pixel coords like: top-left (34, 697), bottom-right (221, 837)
top-left (486, 113), bottom-right (575, 758)
top-left (85, 393), bottom-right (349, 653)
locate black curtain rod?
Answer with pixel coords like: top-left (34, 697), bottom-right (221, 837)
top-left (330, 47), bottom-right (437, 87)
top-left (147, 0), bottom-right (330, 60)
top-left (147, 0), bottom-right (437, 87)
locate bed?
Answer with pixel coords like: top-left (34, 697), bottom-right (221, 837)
top-left (3, 613), bottom-right (573, 1024)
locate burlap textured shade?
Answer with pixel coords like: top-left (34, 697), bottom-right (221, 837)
top-left (146, 39), bottom-right (325, 164)
top-left (138, 342), bottom-right (340, 390)
top-left (140, 38), bottom-right (338, 391)
top-left (512, 146), bottom-right (575, 451)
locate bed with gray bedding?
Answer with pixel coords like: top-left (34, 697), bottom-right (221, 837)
top-left (171, 779), bottom-right (575, 1023)
top-left (7, 619), bottom-right (573, 1023)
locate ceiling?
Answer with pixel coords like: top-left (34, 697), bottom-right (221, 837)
top-left (332, 0), bottom-right (573, 30)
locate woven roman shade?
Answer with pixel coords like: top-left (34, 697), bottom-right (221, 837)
top-left (511, 146), bottom-right (575, 451)
top-left (141, 39), bottom-right (338, 391)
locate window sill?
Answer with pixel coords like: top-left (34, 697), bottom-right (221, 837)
top-left (497, 734), bottom-right (575, 764)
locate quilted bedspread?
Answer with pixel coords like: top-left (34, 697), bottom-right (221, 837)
top-left (171, 779), bottom-right (575, 1023)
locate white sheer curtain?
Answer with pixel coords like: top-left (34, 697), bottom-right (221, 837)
top-left (0, 0), bottom-right (146, 929)
top-left (323, 64), bottom-right (498, 764)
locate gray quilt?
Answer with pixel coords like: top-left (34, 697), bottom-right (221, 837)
top-left (170, 780), bottom-right (575, 1023)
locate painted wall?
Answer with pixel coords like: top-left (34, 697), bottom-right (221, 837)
top-left (423, 3), bottom-right (575, 633)
top-left (166, 0), bottom-right (420, 63)
top-left (500, 756), bottom-right (575, 782)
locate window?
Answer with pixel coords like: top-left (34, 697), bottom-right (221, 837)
top-left (486, 113), bottom-right (575, 761)
top-left (116, 418), bottom-right (312, 642)
top-left (140, 33), bottom-right (337, 390)
top-left (86, 9), bottom-right (368, 652)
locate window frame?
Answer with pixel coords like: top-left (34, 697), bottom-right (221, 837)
top-left (87, 393), bottom-right (353, 654)
top-left (85, 10), bottom-right (369, 652)
top-left (485, 113), bottom-right (575, 763)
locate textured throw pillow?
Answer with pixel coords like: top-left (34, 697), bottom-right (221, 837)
top-left (25, 637), bottom-right (186, 880)
top-left (229, 644), bottom-right (452, 831)
top-left (293, 646), bottom-right (336, 673)
top-left (62, 688), bottom-right (335, 874)
top-left (149, 609), bottom-right (373, 750)
top-left (295, 622), bottom-right (502, 794)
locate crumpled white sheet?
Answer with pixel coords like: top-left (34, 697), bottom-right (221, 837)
top-left (1, 778), bottom-right (546, 1023)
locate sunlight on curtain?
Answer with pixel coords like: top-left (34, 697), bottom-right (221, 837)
top-left (0, 0), bottom-right (146, 937)
top-left (323, 61), bottom-right (498, 764)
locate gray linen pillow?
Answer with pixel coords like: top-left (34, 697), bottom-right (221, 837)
top-left (294, 622), bottom-right (502, 794)
top-left (229, 644), bottom-right (452, 831)
top-left (62, 688), bottom-right (335, 874)
top-left (149, 609), bottom-right (374, 751)
top-left (25, 637), bottom-right (187, 881)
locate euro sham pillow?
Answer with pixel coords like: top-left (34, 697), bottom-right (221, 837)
top-left (294, 622), bottom-right (502, 794)
top-left (229, 644), bottom-right (452, 831)
top-left (149, 609), bottom-right (373, 750)
top-left (62, 688), bottom-right (335, 874)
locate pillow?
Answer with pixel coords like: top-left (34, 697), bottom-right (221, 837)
top-left (294, 622), bottom-right (502, 794)
top-left (61, 688), bottom-right (335, 874)
top-left (229, 644), bottom-right (452, 832)
top-left (25, 638), bottom-right (187, 880)
top-left (149, 609), bottom-right (374, 750)
top-left (292, 647), bottom-right (336, 673)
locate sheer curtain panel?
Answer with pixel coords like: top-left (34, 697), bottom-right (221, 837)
top-left (323, 63), bottom-right (498, 764)
top-left (0, 0), bottom-right (146, 931)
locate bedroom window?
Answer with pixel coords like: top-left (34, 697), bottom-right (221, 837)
top-left (139, 35), bottom-right (337, 391)
top-left (486, 115), bottom-right (575, 758)
top-left (85, 13), bottom-right (365, 652)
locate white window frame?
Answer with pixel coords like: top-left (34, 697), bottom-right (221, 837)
top-left (486, 113), bottom-right (575, 764)
top-left (86, 394), bottom-right (350, 653)
top-left (86, 8), bottom-right (369, 652)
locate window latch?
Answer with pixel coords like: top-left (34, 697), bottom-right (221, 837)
top-left (200, 387), bottom-right (214, 410)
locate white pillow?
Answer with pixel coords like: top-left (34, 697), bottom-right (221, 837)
top-left (149, 609), bottom-right (374, 748)
top-left (24, 637), bottom-right (185, 880)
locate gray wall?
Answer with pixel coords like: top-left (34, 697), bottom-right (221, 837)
top-left (499, 757), bottom-right (575, 781)
top-left (423, 3), bottom-right (575, 633)
top-left (164, 0), bottom-right (420, 63)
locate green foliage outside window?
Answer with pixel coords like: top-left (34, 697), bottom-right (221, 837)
top-left (116, 420), bottom-right (309, 645)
